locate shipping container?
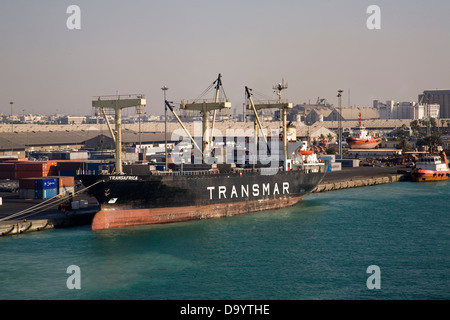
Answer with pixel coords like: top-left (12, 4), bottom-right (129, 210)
top-left (58, 176), bottom-right (75, 188)
top-left (34, 178), bottom-right (58, 190)
top-left (16, 171), bottom-right (46, 179)
top-left (58, 170), bottom-right (77, 177)
top-left (19, 178), bottom-right (36, 190)
top-left (0, 163), bottom-right (16, 179)
top-left (16, 161), bottom-right (48, 172)
top-left (19, 189), bottom-right (35, 199)
top-left (57, 161), bottom-right (85, 171)
top-left (35, 188), bottom-right (58, 199)
top-left (51, 152), bottom-right (89, 160)
top-left (336, 159), bottom-right (360, 167)
top-left (59, 186), bottom-right (75, 196)
top-left (0, 163), bottom-right (16, 171)
top-left (331, 162), bottom-right (342, 172)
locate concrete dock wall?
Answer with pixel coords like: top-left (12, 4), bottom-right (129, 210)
top-left (0, 211), bottom-right (96, 237)
top-left (312, 174), bottom-right (406, 193)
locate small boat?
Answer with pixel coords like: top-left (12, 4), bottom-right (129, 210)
top-left (410, 151), bottom-right (450, 182)
top-left (346, 113), bottom-right (382, 149)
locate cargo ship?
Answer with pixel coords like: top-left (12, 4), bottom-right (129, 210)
top-left (410, 151), bottom-right (450, 182)
top-left (79, 76), bottom-right (327, 230)
top-left (346, 113), bottom-right (381, 149)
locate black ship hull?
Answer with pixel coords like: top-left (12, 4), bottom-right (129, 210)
top-left (80, 168), bottom-right (326, 230)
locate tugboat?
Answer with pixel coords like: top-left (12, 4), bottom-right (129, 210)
top-left (410, 151), bottom-right (450, 182)
top-left (79, 75), bottom-right (327, 230)
top-left (346, 113), bottom-right (382, 149)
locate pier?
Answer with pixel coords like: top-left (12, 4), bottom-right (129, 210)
top-left (0, 193), bottom-right (98, 237)
top-left (313, 165), bottom-right (410, 193)
top-left (0, 165), bottom-right (411, 237)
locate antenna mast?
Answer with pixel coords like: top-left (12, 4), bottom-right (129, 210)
top-left (273, 79), bottom-right (289, 157)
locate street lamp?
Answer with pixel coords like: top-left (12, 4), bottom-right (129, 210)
top-left (9, 101), bottom-right (14, 132)
top-left (337, 90), bottom-right (343, 159)
top-left (161, 86), bottom-right (169, 170)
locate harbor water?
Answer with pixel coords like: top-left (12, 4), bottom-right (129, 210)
top-left (0, 181), bottom-right (448, 300)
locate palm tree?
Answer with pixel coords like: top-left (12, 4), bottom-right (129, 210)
top-left (327, 133), bottom-right (334, 142)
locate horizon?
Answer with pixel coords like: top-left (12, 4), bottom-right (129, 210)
top-left (2, 1), bottom-right (450, 116)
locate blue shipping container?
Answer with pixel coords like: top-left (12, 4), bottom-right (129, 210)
top-left (34, 178), bottom-right (58, 190)
top-left (59, 170), bottom-right (77, 177)
top-left (35, 188), bottom-right (58, 199)
top-left (86, 162), bottom-right (101, 170)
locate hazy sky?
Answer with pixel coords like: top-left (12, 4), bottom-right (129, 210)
top-left (1, 0), bottom-right (449, 116)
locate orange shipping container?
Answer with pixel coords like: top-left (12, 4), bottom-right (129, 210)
top-left (58, 176), bottom-right (75, 188)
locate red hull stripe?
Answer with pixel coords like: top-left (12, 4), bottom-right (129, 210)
top-left (92, 196), bottom-right (303, 230)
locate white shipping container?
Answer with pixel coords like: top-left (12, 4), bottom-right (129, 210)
top-left (331, 162), bottom-right (342, 171)
top-left (59, 186), bottom-right (75, 196)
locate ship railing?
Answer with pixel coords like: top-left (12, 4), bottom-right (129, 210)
top-left (154, 170), bottom-right (218, 176)
top-left (77, 169), bottom-right (104, 176)
top-left (92, 94), bottom-right (145, 101)
top-left (153, 167), bottom-right (283, 176)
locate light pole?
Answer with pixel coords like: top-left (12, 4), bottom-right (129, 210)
top-left (9, 101), bottom-right (13, 131)
top-left (337, 90), bottom-right (343, 159)
top-left (161, 86), bottom-right (169, 170)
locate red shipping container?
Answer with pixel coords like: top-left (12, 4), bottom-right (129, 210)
top-left (0, 163), bottom-right (16, 171)
top-left (16, 162), bottom-right (48, 172)
top-left (0, 163), bottom-right (16, 179)
top-left (19, 178), bottom-right (36, 189)
top-left (57, 161), bottom-right (85, 171)
top-left (16, 171), bottom-right (46, 179)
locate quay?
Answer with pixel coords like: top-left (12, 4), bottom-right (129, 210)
top-left (0, 193), bottom-right (98, 237)
top-left (0, 165), bottom-right (411, 237)
top-left (313, 164), bottom-right (410, 193)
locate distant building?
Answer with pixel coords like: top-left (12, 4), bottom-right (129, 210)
top-left (419, 89), bottom-right (450, 119)
top-left (287, 98), bottom-right (333, 123)
top-left (60, 116), bottom-right (86, 125)
top-left (374, 100), bottom-right (440, 120)
top-left (329, 107), bottom-right (379, 121)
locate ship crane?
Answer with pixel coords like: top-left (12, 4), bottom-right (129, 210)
top-left (92, 94), bottom-right (146, 174)
top-left (245, 80), bottom-right (293, 166)
top-left (165, 100), bottom-right (203, 157)
top-left (180, 73), bottom-right (231, 162)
